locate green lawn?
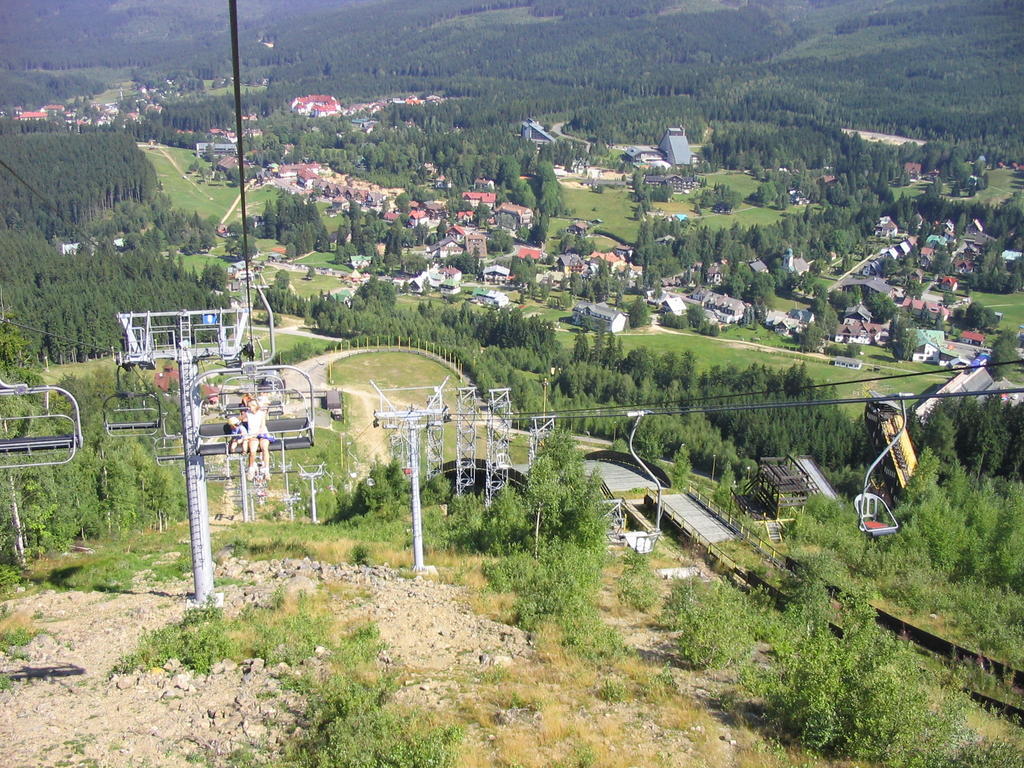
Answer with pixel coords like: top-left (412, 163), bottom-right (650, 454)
top-left (965, 290), bottom-right (1024, 331)
top-left (703, 170), bottom-right (760, 199)
top-left (143, 144), bottom-right (240, 221)
top-left (604, 327), bottom-right (947, 396)
top-left (329, 352), bottom-right (455, 392)
top-left (273, 333), bottom-right (337, 359)
top-left (970, 168), bottom-right (1024, 206)
top-left (264, 267), bottom-right (344, 299)
top-left (560, 184), bottom-right (639, 243)
top-left (143, 144), bottom-right (279, 224)
top-left (296, 252), bottom-right (350, 270)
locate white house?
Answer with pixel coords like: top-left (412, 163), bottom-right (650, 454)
top-left (573, 302), bottom-right (628, 333)
top-left (475, 289), bottom-right (510, 309)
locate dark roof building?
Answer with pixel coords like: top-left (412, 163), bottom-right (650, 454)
top-left (658, 127), bottom-right (694, 166)
top-left (521, 119), bottom-right (556, 144)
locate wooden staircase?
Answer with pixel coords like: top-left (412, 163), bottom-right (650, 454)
top-left (765, 520), bottom-right (784, 544)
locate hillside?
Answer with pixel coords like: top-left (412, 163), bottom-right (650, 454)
top-left (2, 1), bottom-right (1022, 153)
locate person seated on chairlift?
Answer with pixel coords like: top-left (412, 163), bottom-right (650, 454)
top-left (244, 394), bottom-right (274, 480)
top-left (226, 415), bottom-right (248, 454)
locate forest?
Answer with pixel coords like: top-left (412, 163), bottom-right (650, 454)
top-left (0, 132), bottom-right (155, 238)
top-left (3, 1), bottom-right (1024, 161)
top-left (0, 131), bottom-right (226, 362)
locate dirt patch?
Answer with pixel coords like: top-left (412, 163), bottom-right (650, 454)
top-left (842, 128), bottom-right (926, 146)
top-left (0, 556), bottom-right (532, 768)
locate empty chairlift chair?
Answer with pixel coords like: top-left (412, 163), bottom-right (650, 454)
top-left (0, 378), bottom-right (84, 468)
top-left (854, 398), bottom-right (909, 538)
top-left (104, 392), bottom-right (162, 436)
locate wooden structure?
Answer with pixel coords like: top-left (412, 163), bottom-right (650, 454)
top-left (739, 455), bottom-right (836, 521)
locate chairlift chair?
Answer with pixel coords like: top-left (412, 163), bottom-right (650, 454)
top-left (856, 396), bottom-right (909, 538)
top-left (0, 378), bottom-right (83, 468)
top-left (195, 364), bottom-right (315, 459)
top-left (104, 392), bottom-right (162, 436)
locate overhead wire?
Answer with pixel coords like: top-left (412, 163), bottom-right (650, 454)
top-left (0, 315), bottom-right (112, 359)
top-left (227, 0), bottom-right (256, 357)
top-left (492, 358), bottom-right (1022, 422)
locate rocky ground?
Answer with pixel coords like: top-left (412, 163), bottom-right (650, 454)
top-left (1, 549), bottom-right (755, 768)
top-left (0, 555), bottom-right (534, 768)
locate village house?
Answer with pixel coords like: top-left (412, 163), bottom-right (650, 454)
top-left (426, 236), bottom-right (464, 259)
top-left (558, 253), bottom-right (588, 277)
top-left (834, 276), bottom-right (898, 298)
top-left (904, 162), bottom-right (923, 180)
top-left (291, 95), bottom-right (342, 117)
top-left (474, 288), bottom-right (511, 309)
top-left (624, 146), bottom-right (667, 166)
top-left (195, 142), bottom-right (236, 157)
top-left (464, 232), bottom-right (488, 258)
top-left (482, 264), bottom-right (511, 283)
top-left (875, 216), bottom-right (900, 238)
top-left (833, 319), bottom-right (890, 346)
top-left (494, 202), bottom-right (534, 230)
top-left (589, 251), bottom-right (627, 273)
top-left (514, 245), bottom-right (546, 261)
top-left (782, 248), bottom-right (811, 275)
top-left (350, 254), bottom-right (372, 271)
top-left (573, 302), bottom-right (628, 334)
top-left (521, 119), bottom-right (556, 143)
top-left (900, 296), bottom-right (951, 323)
top-left (660, 295), bottom-right (688, 316)
top-left (701, 292), bottom-right (747, 325)
top-left (789, 189), bottom-right (810, 206)
top-left (706, 263), bottom-right (724, 286)
top-left (644, 174), bottom-right (701, 193)
top-left (462, 191), bottom-right (496, 206)
top-left (912, 329), bottom-right (946, 363)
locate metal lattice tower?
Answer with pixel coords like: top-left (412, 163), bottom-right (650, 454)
top-left (372, 379), bottom-right (449, 572)
top-left (528, 416), bottom-right (555, 466)
top-left (485, 388), bottom-right (512, 506)
top-left (298, 463), bottom-right (326, 524)
top-left (425, 384), bottom-right (445, 478)
top-left (455, 386), bottom-right (478, 496)
top-left (117, 307), bottom-right (250, 606)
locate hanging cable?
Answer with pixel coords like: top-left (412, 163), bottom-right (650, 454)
top-left (0, 315), bottom-right (113, 359)
top-left (445, 383), bottom-right (1024, 424)
top-left (496, 358), bottom-right (1022, 422)
top-left (228, 0), bottom-right (256, 357)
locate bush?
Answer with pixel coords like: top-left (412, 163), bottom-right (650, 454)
top-left (597, 678), bottom-right (628, 703)
top-left (616, 550), bottom-right (658, 612)
top-left (245, 594), bottom-right (334, 666)
top-left (114, 606), bottom-right (234, 675)
top-left (0, 565), bottom-right (23, 591)
top-left (486, 543), bottom-right (622, 660)
top-left (287, 672), bottom-right (462, 768)
top-left (663, 579), bottom-right (755, 669)
top-left (747, 595), bottom-right (966, 767)
top-left (349, 543), bottom-right (372, 566)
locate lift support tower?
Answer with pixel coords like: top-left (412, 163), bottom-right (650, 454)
top-left (118, 308), bottom-right (250, 606)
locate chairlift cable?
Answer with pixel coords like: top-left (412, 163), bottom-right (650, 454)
top-left (501, 359), bottom-right (1020, 421)
top-left (228, 0), bottom-right (256, 357)
top-left (447, 385), bottom-right (1024, 424)
top-left (0, 315), bottom-right (113, 359)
